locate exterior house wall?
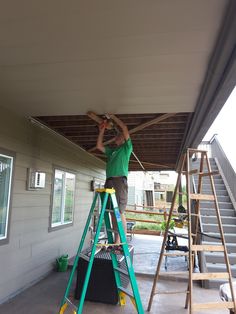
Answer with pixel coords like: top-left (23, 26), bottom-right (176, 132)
top-left (128, 172), bottom-right (155, 206)
top-left (0, 107), bottom-right (105, 303)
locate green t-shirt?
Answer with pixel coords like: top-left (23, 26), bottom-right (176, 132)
top-left (105, 138), bottom-right (133, 178)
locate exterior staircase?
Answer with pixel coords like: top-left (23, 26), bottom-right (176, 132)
top-left (192, 157), bottom-right (236, 288)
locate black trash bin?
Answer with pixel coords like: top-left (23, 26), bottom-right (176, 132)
top-left (75, 246), bottom-right (134, 304)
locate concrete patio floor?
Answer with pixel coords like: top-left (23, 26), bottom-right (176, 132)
top-left (0, 235), bottom-right (229, 314)
top-left (130, 234), bottom-right (188, 275)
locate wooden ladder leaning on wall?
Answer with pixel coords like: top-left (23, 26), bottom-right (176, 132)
top-left (147, 148), bottom-right (236, 314)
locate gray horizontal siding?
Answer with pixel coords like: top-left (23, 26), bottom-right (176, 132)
top-left (0, 106), bottom-right (105, 303)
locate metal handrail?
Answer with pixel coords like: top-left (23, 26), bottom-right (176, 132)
top-left (210, 136), bottom-right (236, 207)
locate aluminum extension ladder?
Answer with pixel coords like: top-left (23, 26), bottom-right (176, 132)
top-left (59, 188), bottom-right (144, 314)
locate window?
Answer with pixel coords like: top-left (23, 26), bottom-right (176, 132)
top-left (50, 168), bottom-right (76, 229)
top-left (0, 152), bottom-right (13, 242)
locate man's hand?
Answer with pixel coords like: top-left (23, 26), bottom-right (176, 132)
top-left (107, 114), bottom-right (130, 140)
top-left (99, 120), bottom-right (108, 132)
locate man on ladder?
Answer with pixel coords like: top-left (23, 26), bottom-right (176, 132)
top-left (96, 114), bottom-right (133, 249)
top-left (58, 115), bottom-right (144, 314)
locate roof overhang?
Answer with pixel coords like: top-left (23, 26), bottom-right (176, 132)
top-left (1, 1), bottom-right (235, 170)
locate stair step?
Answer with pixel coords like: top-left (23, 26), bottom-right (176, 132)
top-left (202, 216), bottom-right (236, 224)
top-left (203, 241), bottom-right (236, 254)
top-left (205, 252), bottom-right (236, 265)
top-left (201, 207), bottom-right (235, 216)
top-left (201, 184), bottom-right (227, 191)
top-left (193, 164), bottom-right (218, 168)
top-left (201, 201), bottom-right (234, 209)
top-left (202, 189), bottom-right (228, 196)
top-left (202, 233), bottom-right (236, 243)
top-left (193, 190), bottom-right (229, 199)
top-left (206, 263), bottom-right (236, 277)
top-left (216, 195), bottom-right (231, 202)
top-left (202, 223), bottom-right (236, 233)
top-left (195, 177), bottom-right (223, 184)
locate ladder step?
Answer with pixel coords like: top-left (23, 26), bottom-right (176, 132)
top-left (188, 169), bottom-right (198, 175)
top-left (199, 171), bottom-right (219, 177)
top-left (159, 271), bottom-right (189, 276)
top-left (79, 253), bottom-right (90, 262)
top-left (107, 228), bottom-right (119, 234)
top-left (190, 213), bottom-right (200, 216)
top-left (183, 170), bottom-right (219, 177)
top-left (191, 244), bottom-right (224, 252)
top-left (96, 188), bottom-right (115, 194)
top-left (96, 242), bottom-right (125, 247)
top-left (155, 290), bottom-right (188, 295)
top-left (163, 252), bottom-right (188, 257)
top-left (114, 266), bottom-right (128, 276)
top-left (192, 301), bottom-right (234, 310)
top-left (183, 169), bottom-right (200, 175)
top-left (192, 272), bottom-right (230, 280)
top-left (118, 286), bottom-right (134, 299)
top-left (190, 193), bottom-right (215, 201)
top-left (188, 148), bottom-right (207, 153)
top-left (65, 297), bottom-right (78, 311)
top-left (105, 209), bottom-right (114, 213)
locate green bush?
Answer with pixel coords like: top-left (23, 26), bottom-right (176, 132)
top-left (160, 219), bottom-right (175, 231)
top-left (134, 222), bottom-right (162, 231)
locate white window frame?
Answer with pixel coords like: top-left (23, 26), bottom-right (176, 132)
top-left (0, 150), bottom-right (14, 244)
top-left (49, 167), bottom-right (76, 231)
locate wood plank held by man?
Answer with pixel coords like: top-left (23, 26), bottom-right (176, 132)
top-left (87, 111), bottom-right (113, 129)
top-left (88, 112), bottom-right (176, 152)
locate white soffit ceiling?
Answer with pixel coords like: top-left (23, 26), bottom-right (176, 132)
top-left (0, 0), bottom-right (227, 116)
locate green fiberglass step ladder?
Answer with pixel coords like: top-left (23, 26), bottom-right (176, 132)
top-left (59, 188), bottom-right (144, 314)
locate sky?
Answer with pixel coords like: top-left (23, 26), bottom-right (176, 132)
top-left (203, 85), bottom-right (236, 171)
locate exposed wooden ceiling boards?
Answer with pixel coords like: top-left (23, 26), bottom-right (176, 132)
top-left (35, 112), bottom-right (192, 171)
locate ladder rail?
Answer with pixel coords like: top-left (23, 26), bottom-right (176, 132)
top-left (186, 149), bottom-right (194, 312)
top-left (60, 192), bottom-right (100, 308)
top-left (109, 193), bottom-right (144, 313)
top-left (76, 192), bottom-right (109, 314)
top-left (147, 153), bottom-right (186, 311)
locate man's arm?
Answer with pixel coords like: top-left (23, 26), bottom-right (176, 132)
top-left (96, 121), bottom-right (106, 153)
top-left (109, 114), bottom-right (130, 141)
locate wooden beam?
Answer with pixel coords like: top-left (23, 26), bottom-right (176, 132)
top-left (129, 113), bottom-right (176, 135)
top-left (87, 111), bottom-right (113, 129)
top-left (88, 113), bottom-right (176, 151)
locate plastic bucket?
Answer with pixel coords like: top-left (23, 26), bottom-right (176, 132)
top-left (56, 254), bottom-right (68, 272)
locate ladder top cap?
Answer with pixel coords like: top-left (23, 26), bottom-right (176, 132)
top-left (96, 188), bottom-right (116, 194)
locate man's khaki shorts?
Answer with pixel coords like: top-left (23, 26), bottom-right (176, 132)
top-left (105, 176), bottom-right (128, 213)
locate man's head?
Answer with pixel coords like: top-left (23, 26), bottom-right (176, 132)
top-left (115, 133), bottom-right (125, 146)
